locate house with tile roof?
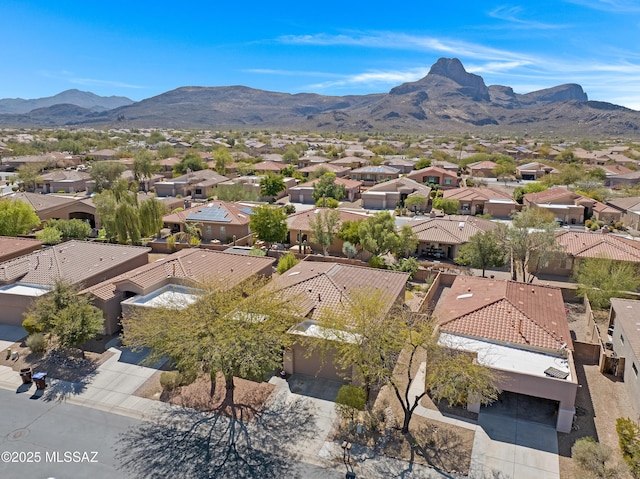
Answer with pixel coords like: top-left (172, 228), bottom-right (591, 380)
top-left (286, 208), bottom-right (369, 256)
top-left (407, 166), bottom-right (459, 188)
top-left (329, 156), bottom-right (370, 169)
top-left (409, 215), bottom-right (497, 260)
top-left (466, 160), bottom-right (498, 178)
top-left (605, 196), bottom-right (640, 230)
top-left (350, 165), bottom-right (400, 186)
top-left (162, 200), bottom-right (254, 245)
top-left (516, 162), bottom-right (556, 181)
top-left (83, 249), bottom-right (275, 334)
top-left (0, 241), bottom-right (150, 327)
top-left (154, 169), bottom-right (229, 199)
top-left (252, 160), bottom-right (288, 175)
top-left (35, 170), bottom-right (91, 194)
top-left (543, 230), bottom-right (640, 276)
top-left (433, 275), bottom-right (577, 432)
top-left (608, 298), bottom-right (640, 416)
top-left (361, 177), bottom-right (430, 210)
top-left (523, 186), bottom-right (622, 225)
top-left (270, 261), bottom-right (409, 381)
top-left (607, 170), bottom-right (640, 189)
top-left (288, 176), bottom-right (363, 204)
top-left (298, 162), bottom-right (350, 178)
top-left (442, 187), bottom-right (519, 218)
top-left (7, 191), bottom-right (100, 228)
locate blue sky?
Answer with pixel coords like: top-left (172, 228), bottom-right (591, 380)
top-left (3, 0), bottom-right (640, 110)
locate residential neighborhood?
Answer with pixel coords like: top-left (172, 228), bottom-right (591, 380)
top-left (1, 127), bottom-right (640, 479)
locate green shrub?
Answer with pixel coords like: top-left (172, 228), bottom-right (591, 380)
top-left (178, 368), bottom-right (197, 386)
top-left (369, 255), bottom-right (387, 269)
top-left (335, 385), bottom-right (366, 421)
top-left (283, 204), bottom-right (296, 215)
top-left (22, 317), bottom-right (43, 335)
top-left (392, 257), bottom-right (421, 279)
top-left (277, 252), bottom-right (300, 274)
top-left (617, 417), bottom-right (640, 477)
top-left (572, 436), bottom-right (622, 478)
top-left (315, 197), bottom-right (339, 208)
top-left (160, 371), bottom-right (182, 391)
top-left (25, 333), bottom-right (47, 354)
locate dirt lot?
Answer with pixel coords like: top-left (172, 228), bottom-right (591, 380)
top-left (559, 303), bottom-right (636, 478)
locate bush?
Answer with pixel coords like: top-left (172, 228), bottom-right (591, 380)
top-left (178, 368), bottom-right (197, 386)
top-left (26, 333), bottom-right (47, 354)
top-left (315, 197), bottom-right (339, 208)
top-left (160, 371), bottom-right (182, 391)
top-left (277, 252), bottom-right (300, 274)
top-left (392, 257), bottom-right (421, 279)
top-left (22, 317), bottom-right (43, 335)
top-left (283, 204), bottom-right (296, 215)
top-left (617, 417), bottom-right (640, 477)
top-left (572, 436), bottom-right (621, 478)
top-left (335, 385), bottom-right (366, 421)
top-left (369, 255), bottom-right (387, 269)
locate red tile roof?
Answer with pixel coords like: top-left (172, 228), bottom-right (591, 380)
top-left (523, 186), bottom-right (580, 204)
top-left (443, 187), bottom-right (513, 202)
top-left (435, 276), bottom-right (572, 352)
top-left (410, 215), bottom-right (496, 245)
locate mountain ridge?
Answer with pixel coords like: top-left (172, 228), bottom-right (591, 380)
top-left (0, 58), bottom-right (638, 137)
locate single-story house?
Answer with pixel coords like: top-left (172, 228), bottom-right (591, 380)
top-left (383, 157), bottom-right (415, 174)
top-left (361, 177), bottom-right (430, 211)
top-left (286, 208), bottom-right (369, 255)
top-left (0, 237), bottom-right (43, 261)
top-left (433, 275), bottom-right (577, 433)
top-left (442, 187), bottom-right (519, 218)
top-left (330, 156), bottom-right (370, 169)
top-left (608, 298), bottom-right (640, 416)
top-left (606, 197), bottom-right (640, 230)
top-left (82, 249), bottom-right (275, 334)
top-left (271, 261), bottom-right (409, 381)
top-left (7, 192), bottom-right (100, 229)
top-left (516, 162), bottom-right (556, 180)
top-left (350, 165), bottom-right (401, 186)
top-left (216, 176), bottom-right (296, 202)
top-left (409, 215), bottom-right (497, 259)
top-left (607, 171), bottom-right (640, 189)
top-left (407, 166), bottom-right (459, 188)
top-left (540, 230), bottom-right (640, 276)
top-left (0, 241), bottom-right (150, 327)
top-left (252, 161), bottom-right (288, 175)
top-left (35, 170), bottom-right (91, 194)
top-left (524, 186), bottom-right (619, 225)
top-left (154, 169), bottom-right (229, 198)
top-left (288, 177), bottom-right (362, 204)
top-left (466, 161), bottom-right (498, 178)
top-left (298, 163), bottom-right (350, 178)
top-left (162, 200), bottom-right (253, 245)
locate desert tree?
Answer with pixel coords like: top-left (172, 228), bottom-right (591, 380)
top-left (133, 149), bottom-right (160, 191)
top-left (358, 211), bottom-right (399, 257)
top-left (23, 279), bottom-right (104, 358)
top-left (432, 197), bottom-right (460, 215)
top-left (0, 198), bottom-right (40, 236)
top-left (307, 288), bottom-right (500, 434)
top-left (122, 276), bottom-right (299, 402)
top-left (309, 208), bottom-right (340, 256)
top-left (89, 161), bottom-right (126, 193)
top-left (311, 172), bottom-right (345, 203)
top-left (259, 173), bottom-right (286, 201)
top-left (576, 257), bottom-right (640, 309)
top-left (16, 163), bottom-right (44, 192)
top-left (455, 228), bottom-right (508, 277)
top-left (248, 204), bottom-right (287, 251)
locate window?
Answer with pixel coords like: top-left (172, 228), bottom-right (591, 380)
top-left (461, 204), bottom-right (471, 211)
top-left (633, 363), bottom-right (638, 377)
top-left (220, 226), bottom-right (226, 236)
top-left (444, 178), bottom-right (452, 185)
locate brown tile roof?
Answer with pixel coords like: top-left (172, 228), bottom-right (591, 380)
top-left (162, 201), bottom-right (253, 225)
top-left (435, 276), bottom-right (572, 352)
top-left (83, 249), bottom-right (275, 301)
top-left (409, 215), bottom-right (497, 245)
top-left (606, 197), bottom-right (640, 211)
top-left (555, 230), bottom-right (640, 262)
top-left (253, 160), bottom-right (287, 172)
top-left (6, 192), bottom-right (77, 213)
top-left (298, 163), bottom-right (350, 174)
top-left (0, 237), bottom-right (43, 259)
top-left (443, 187), bottom-right (513, 202)
top-left (0, 240), bottom-right (150, 286)
top-left (467, 161), bottom-right (497, 170)
top-left (40, 170), bottom-right (90, 182)
top-left (524, 186), bottom-right (580, 204)
top-left (296, 176), bottom-right (363, 189)
top-left (270, 261), bottom-right (408, 320)
top-left (286, 208), bottom-right (368, 231)
top-left (407, 166), bottom-right (458, 179)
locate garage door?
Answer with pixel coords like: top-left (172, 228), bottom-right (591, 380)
top-left (292, 345), bottom-right (346, 382)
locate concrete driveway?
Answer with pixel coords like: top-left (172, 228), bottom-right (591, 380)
top-left (471, 393), bottom-right (560, 479)
top-left (0, 325), bottom-right (26, 353)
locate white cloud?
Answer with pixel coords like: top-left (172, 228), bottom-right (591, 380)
top-left (563, 0), bottom-right (640, 13)
top-left (39, 70), bottom-right (144, 89)
top-left (487, 6), bottom-right (567, 29)
top-left (304, 68), bottom-right (431, 91)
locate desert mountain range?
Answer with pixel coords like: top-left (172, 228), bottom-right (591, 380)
top-left (1, 58), bottom-right (639, 137)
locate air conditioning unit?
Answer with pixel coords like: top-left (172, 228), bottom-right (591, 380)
top-left (605, 342), bottom-right (613, 351)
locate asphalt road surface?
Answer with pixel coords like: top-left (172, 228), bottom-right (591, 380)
top-left (0, 388), bottom-right (342, 479)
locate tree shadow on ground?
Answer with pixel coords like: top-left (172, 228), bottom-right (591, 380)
top-left (116, 385), bottom-right (319, 479)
